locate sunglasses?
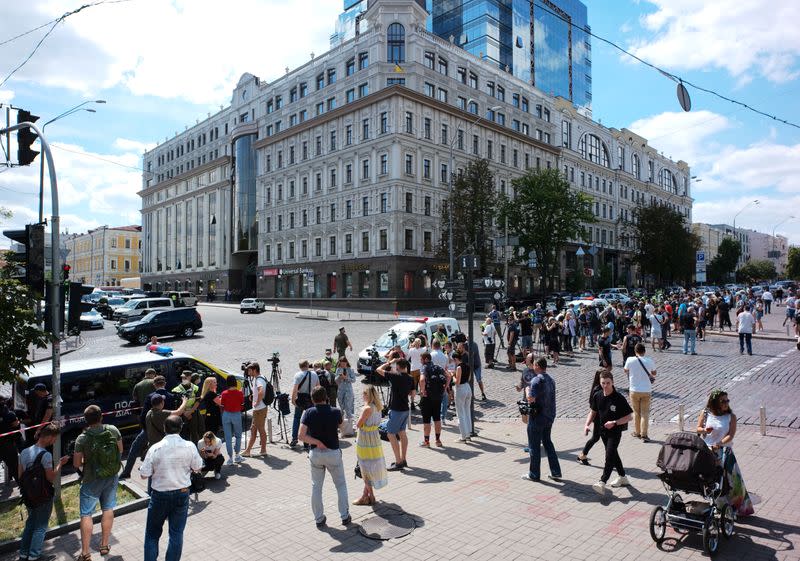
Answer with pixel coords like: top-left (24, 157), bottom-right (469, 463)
top-left (720, 399), bottom-right (730, 404)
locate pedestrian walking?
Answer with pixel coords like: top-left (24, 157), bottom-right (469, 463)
top-left (587, 371), bottom-right (633, 495)
top-left (598, 326), bottom-right (613, 370)
top-left (681, 306), bottom-right (698, 355)
top-left (520, 358), bottom-right (562, 483)
top-left (576, 369), bottom-right (603, 465)
top-left (73, 405), bottom-right (123, 560)
top-left (376, 356), bottom-right (414, 470)
top-left (482, 316), bottom-right (497, 369)
top-left (762, 289), bottom-right (773, 314)
top-left (333, 326), bottom-right (353, 358)
top-left (489, 305), bottom-right (504, 348)
top-left (354, 385), bottom-right (389, 505)
top-left (18, 423), bottom-right (68, 561)
top-left (623, 343), bottom-right (656, 442)
top-left (299, 387), bottom-right (351, 528)
top-left (242, 362), bottom-right (268, 457)
top-left (506, 317), bottom-right (520, 370)
top-left (334, 357), bottom-right (356, 437)
top-left (140, 415), bottom-right (203, 561)
top-left (216, 376), bottom-right (244, 464)
top-left (737, 304), bottom-right (756, 356)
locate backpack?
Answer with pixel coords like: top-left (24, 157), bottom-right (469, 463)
top-left (317, 370), bottom-right (332, 390)
top-left (424, 364), bottom-right (447, 396)
top-left (256, 376), bottom-right (275, 407)
top-left (86, 426), bottom-right (121, 479)
top-left (20, 450), bottom-right (53, 508)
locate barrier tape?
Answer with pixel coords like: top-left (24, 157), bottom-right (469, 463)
top-left (0, 406), bottom-right (143, 439)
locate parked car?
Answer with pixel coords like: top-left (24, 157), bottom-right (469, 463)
top-left (165, 291), bottom-right (198, 307)
top-left (600, 287), bottom-right (630, 296)
top-left (357, 316), bottom-right (461, 376)
top-left (116, 308), bottom-right (203, 345)
top-left (79, 309), bottom-right (105, 329)
top-left (240, 298), bottom-right (266, 314)
top-left (599, 292), bottom-right (631, 305)
top-left (113, 297), bottom-right (174, 324)
top-left (564, 298), bottom-right (609, 311)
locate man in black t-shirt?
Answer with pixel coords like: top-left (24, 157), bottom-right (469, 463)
top-left (418, 353), bottom-right (450, 448)
top-left (585, 371), bottom-right (633, 494)
top-left (598, 327), bottom-right (613, 370)
top-left (519, 312), bottom-right (533, 354)
top-left (24, 383), bottom-right (53, 445)
top-left (299, 387), bottom-right (350, 527)
top-left (376, 357), bottom-right (415, 471)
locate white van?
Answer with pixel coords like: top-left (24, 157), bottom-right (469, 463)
top-left (113, 297), bottom-right (174, 324)
top-left (356, 316), bottom-right (461, 375)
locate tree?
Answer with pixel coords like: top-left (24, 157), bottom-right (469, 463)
top-left (621, 204), bottom-right (700, 287)
top-left (737, 260), bottom-right (777, 284)
top-left (707, 238), bottom-right (741, 283)
top-left (0, 255), bottom-right (49, 384)
top-left (497, 168), bottom-right (595, 294)
top-left (439, 159), bottom-right (498, 276)
top-left (787, 247), bottom-right (800, 280)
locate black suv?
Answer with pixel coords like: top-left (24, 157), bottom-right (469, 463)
top-left (116, 308), bottom-right (202, 345)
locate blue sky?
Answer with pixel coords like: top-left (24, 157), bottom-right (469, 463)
top-left (1, 0), bottom-right (799, 246)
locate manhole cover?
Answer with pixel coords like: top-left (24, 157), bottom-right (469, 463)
top-left (358, 513), bottom-right (416, 540)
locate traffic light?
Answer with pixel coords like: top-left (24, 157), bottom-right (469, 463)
top-left (2, 224), bottom-right (45, 295)
top-left (44, 284), bottom-right (66, 335)
top-left (67, 282), bottom-right (94, 335)
top-left (16, 109), bottom-right (40, 166)
top-left (62, 263), bottom-right (71, 283)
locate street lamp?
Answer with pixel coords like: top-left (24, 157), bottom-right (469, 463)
top-left (447, 103), bottom-right (502, 279)
top-left (731, 199), bottom-right (759, 282)
top-left (39, 100), bottom-right (106, 223)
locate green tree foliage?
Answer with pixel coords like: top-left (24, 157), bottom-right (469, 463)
top-left (737, 260), bottom-right (777, 283)
top-left (497, 168), bottom-right (595, 294)
top-left (786, 247), bottom-right (800, 280)
top-left (0, 254), bottom-right (50, 384)
top-left (439, 159), bottom-right (498, 276)
top-left (621, 204), bottom-right (700, 286)
top-left (707, 238), bottom-right (741, 283)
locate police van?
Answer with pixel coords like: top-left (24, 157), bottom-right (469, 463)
top-left (15, 351), bottom-right (244, 453)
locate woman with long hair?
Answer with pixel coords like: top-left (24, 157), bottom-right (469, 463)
top-left (354, 385), bottom-right (388, 505)
top-left (199, 376), bottom-right (221, 435)
top-left (576, 369), bottom-right (605, 465)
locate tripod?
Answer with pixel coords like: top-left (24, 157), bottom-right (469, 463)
top-left (269, 360), bottom-right (288, 443)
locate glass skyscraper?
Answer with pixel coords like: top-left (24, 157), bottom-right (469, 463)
top-left (330, 0), bottom-right (591, 114)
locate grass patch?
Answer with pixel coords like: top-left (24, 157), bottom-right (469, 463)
top-left (0, 482), bottom-right (138, 543)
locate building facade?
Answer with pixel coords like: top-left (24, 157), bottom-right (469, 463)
top-left (744, 229), bottom-right (789, 275)
top-left (140, 0), bottom-right (691, 307)
top-left (64, 226), bottom-right (142, 287)
top-left (708, 224), bottom-right (750, 269)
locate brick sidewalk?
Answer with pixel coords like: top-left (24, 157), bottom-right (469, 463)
top-left (13, 418), bottom-right (799, 561)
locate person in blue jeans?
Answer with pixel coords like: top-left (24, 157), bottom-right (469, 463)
top-left (290, 361), bottom-right (320, 448)
top-left (681, 307), bottom-right (698, 355)
top-left (19, 423), bottom-right (69, 561)
top-left (140, 415), bottom-right (203, 561)
top-left (217, 375), bottom-right (244, 464)
top-left (521, 357), bottom-right (562, 482)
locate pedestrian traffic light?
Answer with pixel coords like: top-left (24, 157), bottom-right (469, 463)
top-left (16, 109), bottom-right (40, 166)
top-left (62, 263), bottom-right (71, 283)
top-left (2, 224), bottom-right (45, 295)
top-left (67, 282), bottom-right (94, 335)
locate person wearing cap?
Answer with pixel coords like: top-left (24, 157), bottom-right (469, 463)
top-left (24, 383), bottom-right (53, 445)
top-left (172, 371), bottom-right (201, 441)
top-left (333, 327), bottom-right (352, 359)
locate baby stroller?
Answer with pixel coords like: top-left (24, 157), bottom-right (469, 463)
top-left (650, 432), bottom-right (735, 556)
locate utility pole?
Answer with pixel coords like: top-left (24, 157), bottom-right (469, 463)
top-left (503, 216), bottom-right (509, 295)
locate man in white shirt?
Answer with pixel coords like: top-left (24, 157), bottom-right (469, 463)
top-left (429, 340), bottom-right (451, 425)
top-left (242, 361), bottom-right (268, 457)
top-left (140, 415), bottom-right (203, 561)
top-left (482, 316), bottom-right (497, 369)
top-left (737, 304), bottom-right (756, 356)
top-left (762, 289), bottom-right (773, 314)
top-left (623, 343), bottom-right (657, 442)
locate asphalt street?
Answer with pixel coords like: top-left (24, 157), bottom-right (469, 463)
top-left (70, 305), bottom-right (799, 430)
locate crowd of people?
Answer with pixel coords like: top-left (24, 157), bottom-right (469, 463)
top-left (8, 286), bottom-right (787, 559)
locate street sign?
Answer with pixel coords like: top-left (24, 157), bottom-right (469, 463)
top-left (576, 246), bottom-right (585, 257)
top-left (696, 271), bottom-right (707, 283)
top-left (528, 250), bottom-right (536, 259)
top-left (527, 258), bottom-right (537, 268)
top-left (588, 245), bottom-right (598, 256)
top-left (461, 255), bottom-right (479, 269)
top-left (696, 251), bottom-right (705, 263)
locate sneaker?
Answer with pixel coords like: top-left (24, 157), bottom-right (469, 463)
top-left (315, 516), bottom-right (327, 528)
top-left (593, 481), bottom-right (608, 495)
top-left (521, 474), bottom-right (540, 482)
top-left (457, 437), bottom-right (468, 443)
top-left (435, 440), bottom-right (444, 448)
top-left (214, 473), bottom-right (222, 480)
top-left (419, 440), bottom-right (430, 447)
top-left (387, 462), bottom-right (402, 472)
top-left (642, 436), bottom-right (651, 443)
top-left (341, 515), bottom-right (352, 526)
top-left (234, 454), bottom-right (244, 463)
top-left (290, 440), bottom-right (298, 447)
top-left (610, 476), bottom-right (630, 487)
top-left (547, 475), bottom-right (562, 482)
top-left (523, 447), bottom-right (530, 453)
top-left (631, 433), bottom-right (641, 438)
top-left (225, 458), bottom-right (234, 466)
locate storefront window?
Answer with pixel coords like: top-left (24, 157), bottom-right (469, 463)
top-left (328, 274), bottom-right (338, 298)
top-left (288, 276), bottom-right (296, 298)
top-left (314, 276), bottom-right (322, 298)
top-left (360, 272), bottom-right (370, 297)
top-left (403, 272), bottom-right (413, 295)
top-left (276, 277), bottom-right (284, 297)
top-left (378, 272), bottom-right (389, 296)
top-left (344, 273), bottom-right (353, 297)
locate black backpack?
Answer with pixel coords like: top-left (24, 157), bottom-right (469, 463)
top-left (424, 364), bottom-right (447, 396)
top-left (20, 451), bottom-right (53, 508)
top-left (317, 370), bottom-right (332, 390)
top-left (256, 376), bottom-right (275, 407)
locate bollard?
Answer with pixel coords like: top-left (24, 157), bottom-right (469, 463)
top-left (760, 405), bottom-right (766, 436)
top-left (268, 418), bottom-right (274, 443)
top-left (678, 403), bottom-right (685, 432)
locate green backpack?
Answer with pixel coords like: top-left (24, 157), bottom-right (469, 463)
top-left (87, 426), bottom-right (121, 479)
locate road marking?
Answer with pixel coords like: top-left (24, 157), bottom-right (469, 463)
top-left (670, 347), bottom-right (797, 424)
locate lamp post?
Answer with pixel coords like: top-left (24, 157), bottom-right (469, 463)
top-left (447, 102), bottom-right (502, 279)
top-left (732, 199), bottom-right (759, 282)
top-left (38, 100), bottom-right (106, 223)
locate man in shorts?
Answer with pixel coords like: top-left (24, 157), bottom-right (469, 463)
top-left (418, 352), bottom-right (450, 448)
top-left (242, 362), bottom-right (268, 457)
top-left (376, 357), bottom-right (415, 471)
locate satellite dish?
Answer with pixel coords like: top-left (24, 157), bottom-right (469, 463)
top-left (677, 81), bottom-right (691, 112)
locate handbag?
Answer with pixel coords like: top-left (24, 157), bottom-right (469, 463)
top-left (636, 357), bottom-right (656, 384)
top-left (295, 372), bottom-right (313, 410)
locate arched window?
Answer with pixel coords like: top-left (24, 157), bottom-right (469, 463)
top-left (659, 168), bottom-right (677, 193)
top-left (632, 154), bottom-right (640, 179)
top-left (387, 23), bottom-right (405, 64)
top-left (578, 133), bottom-right (610, 168)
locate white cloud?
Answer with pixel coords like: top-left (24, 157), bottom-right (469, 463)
top-left (0, 90), bottom-right (13, 103)
top-left (3, 0), bottom-right (342, 106)
top-left (693, 196), bottom-right (800, 246)
top-left (629, 0), bottom-right (800, 83)
top-left (628, 110), bottom-right (732, 165)
top-left (113, 138), bottom-right (156, 154)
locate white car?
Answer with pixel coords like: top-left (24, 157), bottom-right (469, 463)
top-left (564, 298), bottom-right (609, 311)
top-left (240, 298), bottom-right (265, 314)
top-left (79, 308), bottom-right (105, 329)
top-left (598, 292), bottom-right (631, 304)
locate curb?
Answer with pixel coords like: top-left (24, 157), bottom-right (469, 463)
top-left (31, 338), bottom-right (86, 364)
top-left (295, 314), bottom-right (329, 321)
top-left (706, 331), bottom-right (797, 343)
top-left (0, 479), bottom-right (149, 555)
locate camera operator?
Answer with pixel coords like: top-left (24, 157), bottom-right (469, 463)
top-left (521, 358), bottom-right (562, 483)
top-left (376, 355), bottom-right (414, 471)
top-left (242, 362), bottom-right (268, 458)
top-left (290, 360), bottom-right (320, 449)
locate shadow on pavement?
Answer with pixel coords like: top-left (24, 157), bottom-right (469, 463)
top-left (402, 465), bottom-right (453, 483)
